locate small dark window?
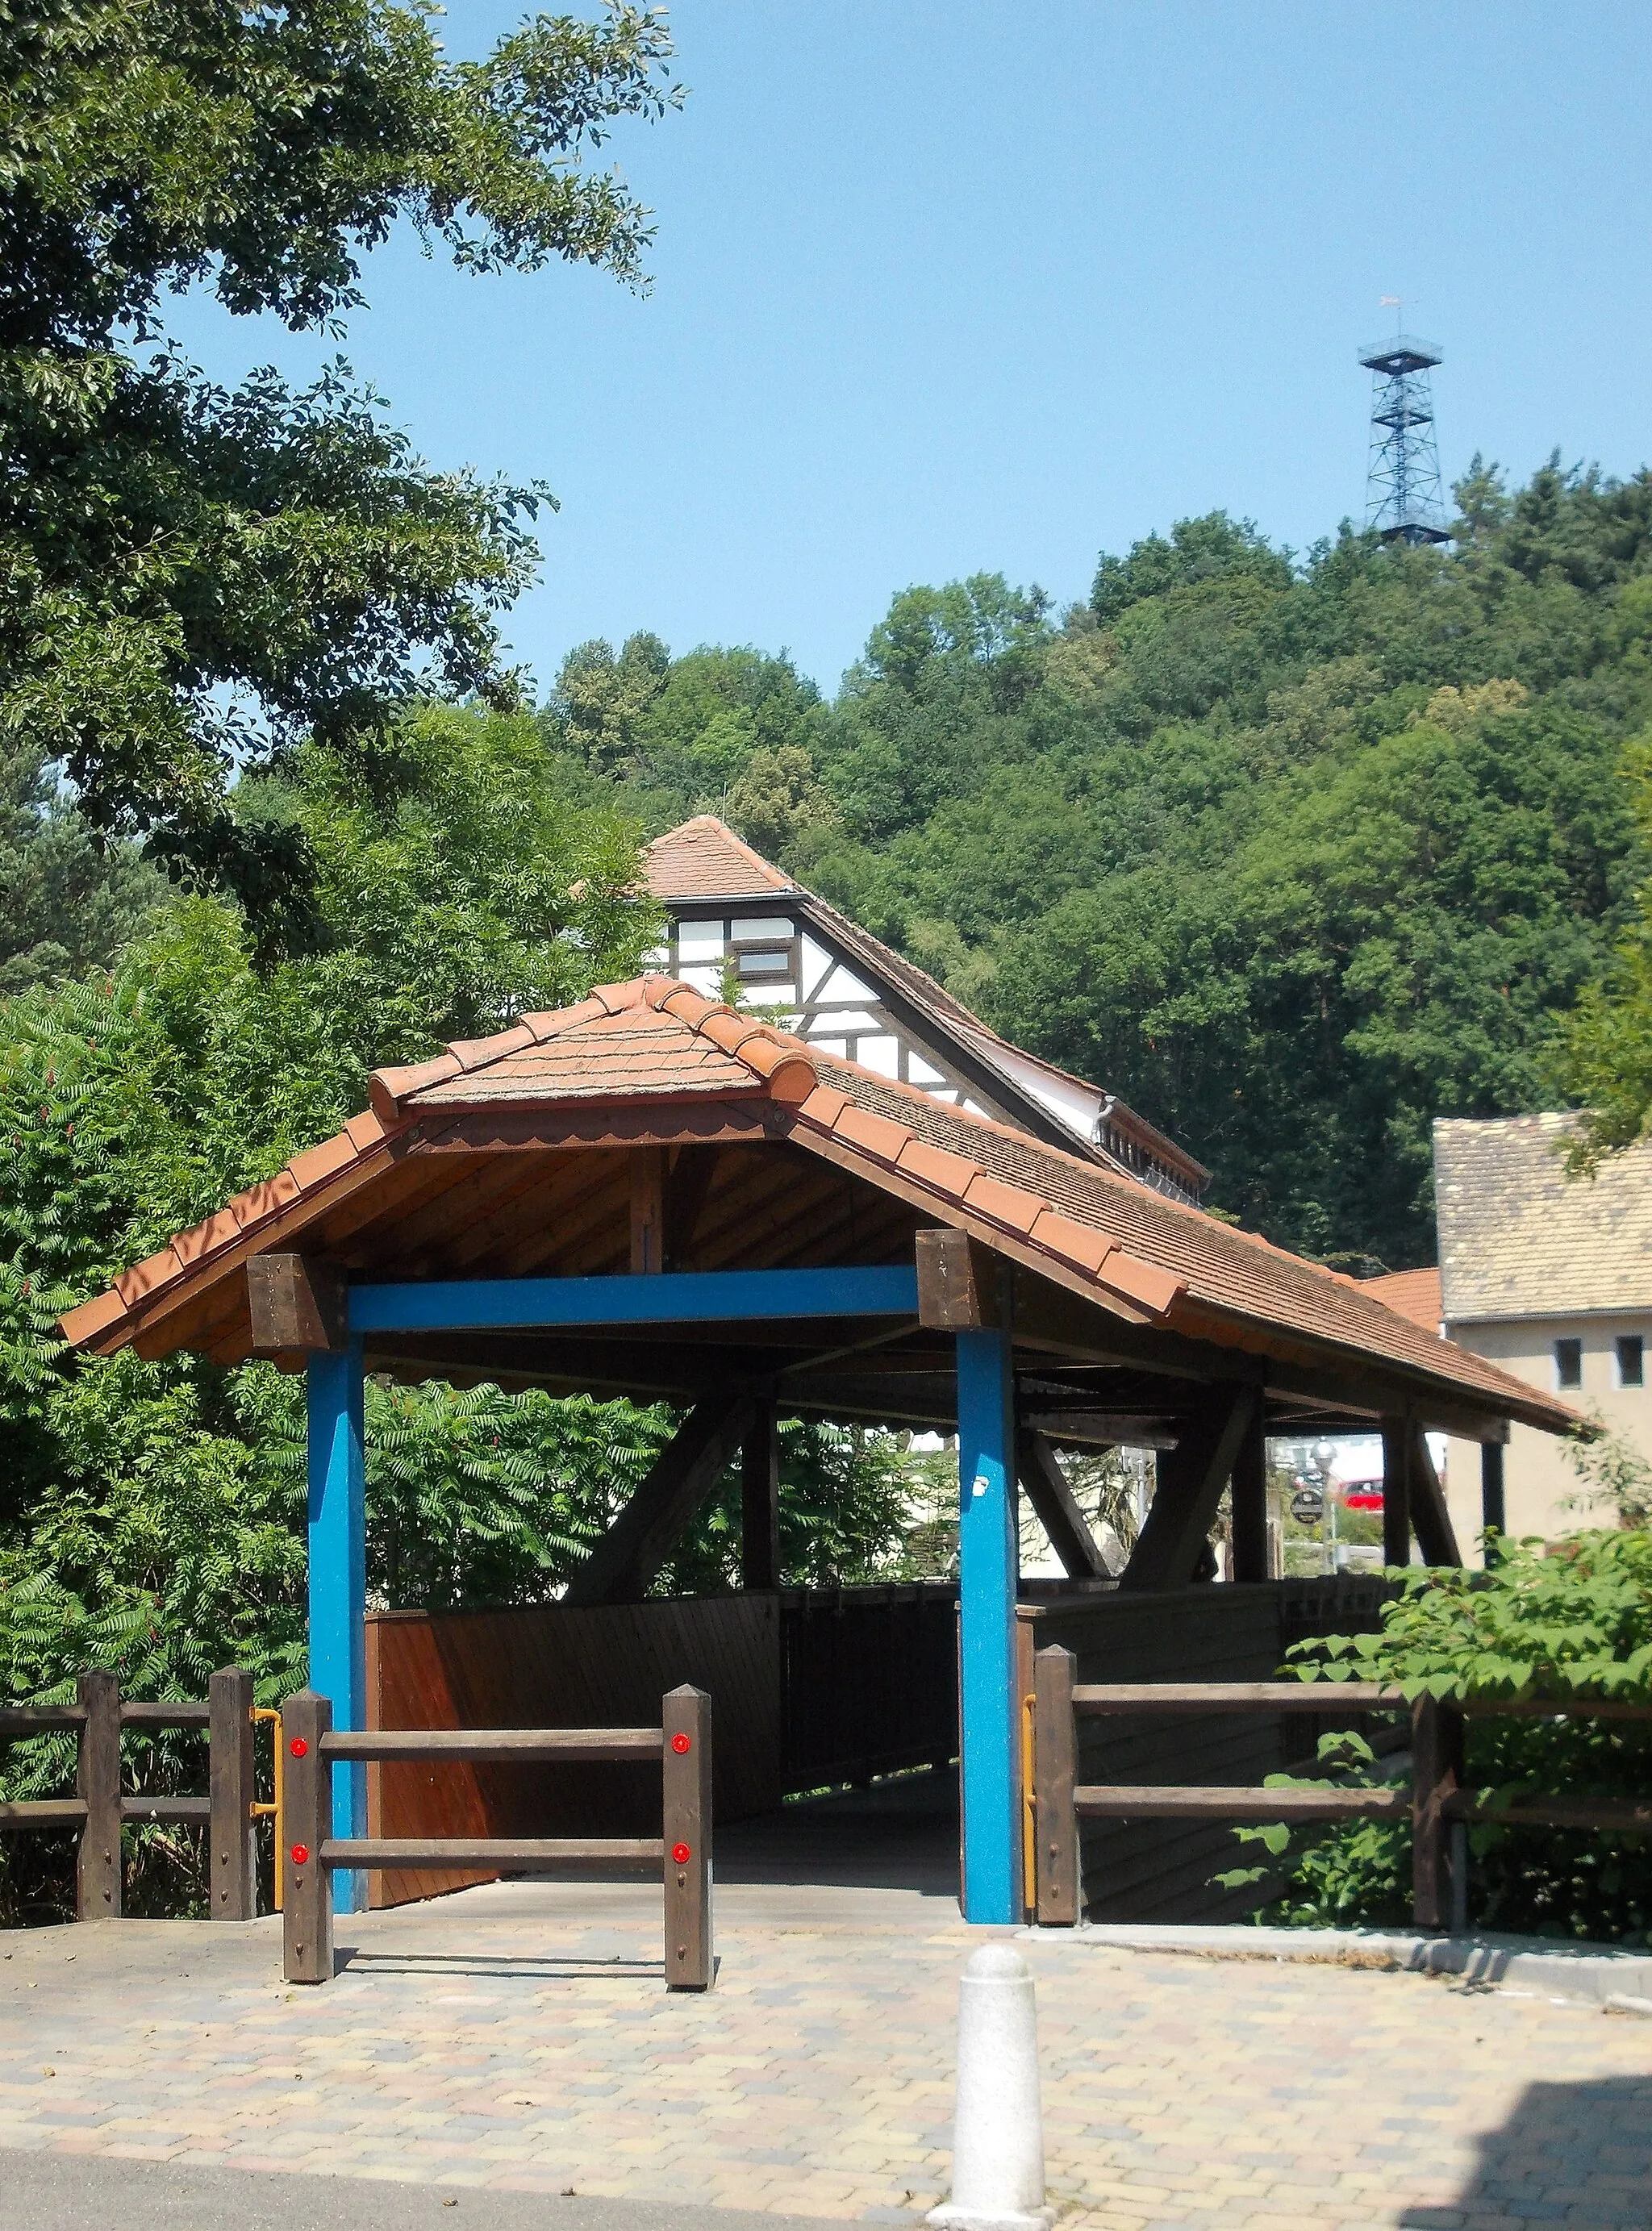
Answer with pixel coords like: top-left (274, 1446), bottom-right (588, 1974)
top-left (1617, 1335), bottom-right (1644, 1389)
top-left (1554, 1337), bottom-right (1583, 1391)
top-left (735, 945), bottom-right (792, 980)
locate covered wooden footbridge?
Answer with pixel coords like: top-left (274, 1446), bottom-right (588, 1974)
top-left (60, 977), bottom-right (1576, 1924)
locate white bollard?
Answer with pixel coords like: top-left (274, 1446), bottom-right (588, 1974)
top-left (928, 1945), bottom-right (1055, 2231)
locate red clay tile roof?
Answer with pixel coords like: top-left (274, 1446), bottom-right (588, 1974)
top-left (54, 977), bottom-right (1577, 1433)
top-left (1362, 1267), bottom-right (1444, 1334)
top-left (645, 816), bottom-right (797, 901)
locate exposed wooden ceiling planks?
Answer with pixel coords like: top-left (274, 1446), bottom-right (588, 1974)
top-left (480, 1157), bottom-right (632, 1279)
top-left (311, 1149), bottom-right (468, 1259)
top-left (361, 1151), bottom-right (564, 1268)
top-left (416, 1153), bottom-right (599, 1278)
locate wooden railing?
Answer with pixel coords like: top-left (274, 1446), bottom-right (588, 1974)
top-left (1031, 1648), bottom-right (1652, 1930)
top-left (280, 1683), bottom-right (714, 1991)
top-left (0, 1668), bottom-right (265, 1920)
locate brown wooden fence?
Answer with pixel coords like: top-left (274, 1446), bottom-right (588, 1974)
top-left (1031, 1651), bottom-right (1652, 1929)
top-left (0, 1669), bottom-right (262, 1920)
top-left (282, 1685), bottom-right (713, 1990)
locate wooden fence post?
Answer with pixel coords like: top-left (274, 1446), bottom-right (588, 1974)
top-left (75, 1670), bottom-right (122, 1921)
top-left (1033, 1646), bottom-right (1080, 1925)
top-left (209, 1667), bottom-right (257, 1920)
top-left (1411, 1693), bottom-right (1463, 1932)
top-left (282, 1691), bottom-right (333, 1984)
top-left (662, 1685), bottom-right (712, 1991)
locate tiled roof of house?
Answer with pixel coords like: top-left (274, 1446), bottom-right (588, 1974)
top-left (1435, 1113), bottom-right (1652, 1323)
top-left (645, 816), bottom-right (796, 900)
top-left (58, 978), bottom-right (1577, 1432)
top-left (1362, 1267), bottom-right (1443, 1334)
top-left (645, 815), bottom-right (1208, 1189)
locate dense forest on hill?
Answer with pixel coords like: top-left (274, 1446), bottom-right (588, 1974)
top-left (544, 460), bottom-right (1652, 1266)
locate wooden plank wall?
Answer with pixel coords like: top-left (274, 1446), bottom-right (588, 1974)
top-left (1018, 1576), bottom-right (1397, 1923)
top-left (365, 1594), bottom-right (783, 1908)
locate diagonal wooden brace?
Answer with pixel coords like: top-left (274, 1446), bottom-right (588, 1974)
top-left (1016, 1429), bottom-right (1114, 1580)
top-left (563, 1395), bottom-right (752, 1607)
top-left (1408, 1422), bottom-right (1463, 1568)
top-left (1119, 1387), bottom-right (1257, 1591)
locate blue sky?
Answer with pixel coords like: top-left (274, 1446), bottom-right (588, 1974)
top-left (170, 2), bottom-right (1651, 699)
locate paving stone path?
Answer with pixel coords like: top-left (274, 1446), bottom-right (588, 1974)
top-left (2, 1878), bottom-right (1649, 2229)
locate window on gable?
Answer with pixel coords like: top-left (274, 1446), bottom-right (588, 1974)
top-left (732, 940), bottom-right (795, 983)
top-left (1617, 1335), bottom-right (1644, 1389)
top-left (1554, 1337), bottom-right (1583, 1391)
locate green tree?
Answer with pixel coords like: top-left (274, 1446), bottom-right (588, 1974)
top-left (1226, 1533), bottom-right (1652, 1942)
top-left (0, 0), bottom-right (681, 890)
top-left (545, 636), bottom-right (828, 844)
top-left (781, 462), bottom-right (1652, 1261)
top-left (0, 743), bottom-right (163, 991)
top-left (1552, 724), bottom-right (1652, 1166)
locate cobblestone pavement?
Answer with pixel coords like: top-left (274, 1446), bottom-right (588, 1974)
top-left (2, 1876), bottom-right (1650, 2229)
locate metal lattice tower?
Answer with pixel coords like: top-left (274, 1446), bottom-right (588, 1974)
top-left (1358, 326), bottom-right (1449, 544)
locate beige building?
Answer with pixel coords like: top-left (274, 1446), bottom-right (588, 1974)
top-left (1374, 1114), bottom-right (1650, 1558)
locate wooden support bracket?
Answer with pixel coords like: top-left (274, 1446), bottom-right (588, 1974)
top-left (741, 1395), bottom-right (781, 1591)
top-left (248, 1254), bottom-right (348, 1354)
top-left (1409, 1422), bottom-right (1463, 1568)
top-left (916, 1228), bottom-right (1002, 1330)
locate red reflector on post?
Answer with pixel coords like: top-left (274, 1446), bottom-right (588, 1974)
top-left (671, 1841), bottom-right (691, 1865)
top-left (289, 1737), bottom-right (308, 1758)
top-left (671, 1733), bottom-right (691, 1754)
top-left (290, 1843), bottom-right (309, 1866)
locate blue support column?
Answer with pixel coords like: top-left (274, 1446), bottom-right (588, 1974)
top-left (307, 1338), bottom-right (366, 1914)
top-left (955, 1324), bottom-right (1019, 1923)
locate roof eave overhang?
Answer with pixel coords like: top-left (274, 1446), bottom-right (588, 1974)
top-left (1169, 1295), bottom-right (1581, 1441)
top-left (62, 1089), bottom-right (795, 1362)
top-left (665, 887), bottom-right (800, 912)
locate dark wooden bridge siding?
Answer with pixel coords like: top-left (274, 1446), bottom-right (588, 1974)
top-left (365, 1595), bottom-right (783, 1907)
top-left (778, 1583), bottom-right (957, 1794)
top-left (1016, 1575), bottom-right (1398, 1923)
top-left (365, 1576), bottom-right (1391, 1917)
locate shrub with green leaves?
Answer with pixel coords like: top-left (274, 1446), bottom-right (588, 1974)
top-left (1219, 1533), bottom-right (1652, 1942)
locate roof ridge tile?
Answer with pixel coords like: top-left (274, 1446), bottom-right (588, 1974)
top-left (519, 996), bottom-right (607, 1043)
top-left (590, 980), bottom-right (651, 1015)
top-left (370, 1051), bottom-right (462, 1121)
top-left (448, 1021), bottom-right (536, 1072)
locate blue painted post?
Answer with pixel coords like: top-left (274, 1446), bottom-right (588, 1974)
top-left (307, 1338), bottom-right (366, 1914)
top-left (955, 1324), bottom-right (1019, 1923)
